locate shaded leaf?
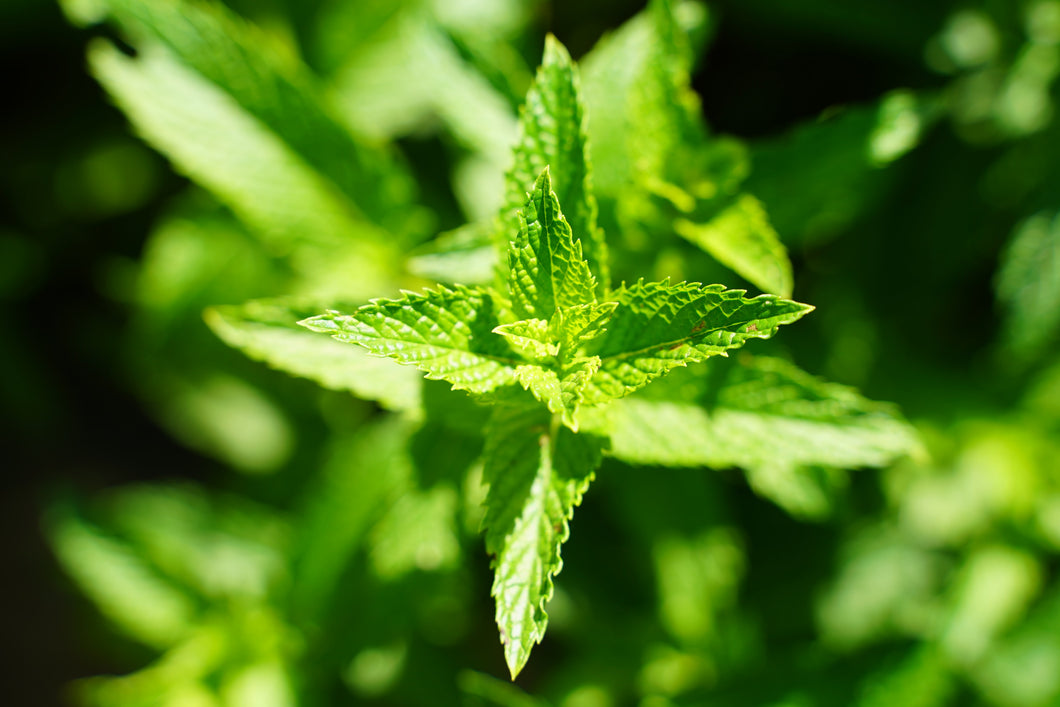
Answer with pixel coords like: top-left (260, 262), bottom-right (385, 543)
top-left (97, 0), bottom-right (417, 234)
top-left (47, 505), bottom-right (195, 649)
top-left (996, 209), bottom-right (1060, 363)
top-left (508, 168), bottom-right (597, 321)
top-left (591, 356), bottom-right (919, 516)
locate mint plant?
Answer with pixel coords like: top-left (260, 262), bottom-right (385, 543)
top-left (48, 0), bottom-right (943, 702)
top-left (301, 165), bottom-right (810, 674)
top-left (292, 36), bottom-right (813, 676)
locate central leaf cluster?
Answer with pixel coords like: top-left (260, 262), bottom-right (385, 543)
top-left (495, 168), bottom-right (618, 429)
top-left (296, 34), bottom-right (812, 679)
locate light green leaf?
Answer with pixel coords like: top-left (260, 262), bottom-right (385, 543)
top-left (299, 286), bottom-right (521, 395)
top-left (327, 10), bottom-right (517, 159)
top-left (206, 299), bottom-right (422, 413)
top-left (513, 357), bottom-right (601, 430)
top-left (369, 484), bottom-right (461, 579)
top-left (93, 0), bottom-right (417, 235)
top-left (155, 373), bottom-right (294, 475)
top-left (46, 506), bottom-right (195, 649)
top-left (675, 193), bottom-right (793, 297)
top-left (581, 0), bottom-right (704, 196)
top-left (551, 301), bottom-right (619, 352)
top-left (748, 90), bottom-right (938, 246)
top-left (996, 210), bottom-right (1060, 363)
top-left (591, 356), bottom-right (920, 517)
top-left (502, 36), bottom-right (608, 292)
top-left (407, 223), bottom-right (497, 286)
top-left (583, 281), bottom-right (813, 403)
top-left (494, 318), bottom-right (557, 360)
top-left (629, 0), bottom-right (703, 180)
top-left (509, 169), bottom-right (597, 320)
top-left (481, 406), bottom-right (604, 677)
top-left (102, 484), bottom-right (288, 601)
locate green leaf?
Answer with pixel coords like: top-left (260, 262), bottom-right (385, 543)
top-left (582, 281), bottom-right (813, 403)
top-left (101, 484), bottom-right (288, 601)
top-left (292, 417), bottom-right (416, 620)
top-left (407, 223), bottom-right (498, 286)
top-left (996, 210), bottom-right (1060, 364)
top-left (88, 40), bottom-right (395, 260)
top-left (856, 648), bottom-right (954, 707)
top-left (581, 0), bottom-right (704, 197)
top-left (494, 318), bottom-right (557, 360)
top-left (93, 0), bottom-right (417, 235)
top-left (299, 285), bottom-right (521, 395)
top-left (591, 356), bottom-right (920, 517)
top-left (328, 11), bottom-right (517, 159)
top-left (481, 406), bottom-right (604, 677)
top-left (46, 504), bottom-right (195, 649)
top-left (206, 299), bottom-right (422, 413)
top-left (369, 484), bottom-right (461, 579)
top-left (508, 169), bottom-right (597, 321)
top-left (629, 0), bottom-right (704, 180)
top-left (551, 301), bottom-right (619, 352)
top-left (675, 193), bottom-right (794, 297)
top-left (502, 36), bottom-right (608, 293)
top-left (747, 90), bottom-right (938, 246)
top-left (513, 357), bottom-right (601, 430)
top-left (457, 670), bottom-right (550, 707)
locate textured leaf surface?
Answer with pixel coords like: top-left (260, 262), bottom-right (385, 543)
top-left (481, 406), bottom-right (604, 677)
top-left (509, 169), bottom-right (597, 321)
top-left (583, 281), bottom-right (813, 403)
top-left (675, 194), bottom-right (793, 297)
top-left (592, 357), bottom-right (920, 515)
top-left (205, 299), bottom-right (422, 413)
top-left (299, 286), bottom-right (521, 394)
top-left (502, 36), bottom-right (608, 292)
top-left (89, 40), bottom-right (392, 258)
top-left (47, 507), bottom-right (194, 649)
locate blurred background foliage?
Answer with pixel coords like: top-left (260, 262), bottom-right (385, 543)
top-left (3, 0), bottom-right (1059, 705)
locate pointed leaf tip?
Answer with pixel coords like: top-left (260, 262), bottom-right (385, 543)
top-left (509, 168), bottom-right (597, 321)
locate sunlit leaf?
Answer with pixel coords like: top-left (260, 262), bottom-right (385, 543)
top-left (481, 406), bottom-right (604, 677)
top-left (206, 299), bottom-right (422, 413)
top-left (300, 286), bottom-right (521, 395)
